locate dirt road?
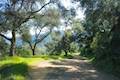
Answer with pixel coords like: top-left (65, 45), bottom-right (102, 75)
top-left (29, 58), bottom-right (119, 80)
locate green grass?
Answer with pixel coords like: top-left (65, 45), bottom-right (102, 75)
top-left (0, 62), bottom-right (28, 80)
top-left (0, 56), bottom-right (44, 80)
top-left (0, 55), bottom-right (67, 80)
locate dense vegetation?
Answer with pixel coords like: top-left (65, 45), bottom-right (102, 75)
top-left (0, 0), bottom-right (120, 79)
top-left (73, 0), bottom-right (120, 76)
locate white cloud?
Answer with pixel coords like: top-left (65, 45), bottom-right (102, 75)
top-left (76, 8), bottom-right (85, 20)
top-left (61, 0), bottom-right (85, 20)
top-left (61, 0), bottom-right (71, 9)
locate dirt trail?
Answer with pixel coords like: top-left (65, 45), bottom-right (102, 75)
top-left (29, 58), bottom-right (119, 80)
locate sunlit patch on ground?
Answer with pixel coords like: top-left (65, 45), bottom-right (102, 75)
top-left (29, 59), bottom-right (119, 80)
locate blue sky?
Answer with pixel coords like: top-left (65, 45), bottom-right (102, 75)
top-left (0, 0), bottom-right (6, 10)
top-left (0, 0), bottom-right (7, 5)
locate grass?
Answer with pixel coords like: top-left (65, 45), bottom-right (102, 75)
top-left (0, 55), bottom-right (68, 80)
top-left (0, 56), bottom-right (44, 80)
top-left (0, 63), bottom-right (28, 80)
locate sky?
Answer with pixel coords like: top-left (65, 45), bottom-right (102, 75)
top-left (61, 0), bottom-right (85, 19)
top-left (4, 0), bottom-right (85, 38)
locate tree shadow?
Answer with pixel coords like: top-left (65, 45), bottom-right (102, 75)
top-left (30, 59), bottom-right (119, 80)
top-left (30, 66), bottom-right (99, 80)
top-left (51, 59), bottom-right (94, 70)
top-left (43, 67), bottom-right (98, 80)
top-left (0, 63), bottom-right (29, 80)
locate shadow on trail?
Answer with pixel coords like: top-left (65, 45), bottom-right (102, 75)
top-left (0, 63), bottom-right (29, 80)
top-left (30, 59), bottom-right (119, 80)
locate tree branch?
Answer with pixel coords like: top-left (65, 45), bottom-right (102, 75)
top-left (25, 40), bottom-right (33, 49)
top-left (30, 1), bottom-right (51, 14)
top-left (35, 23), bottom-right (49, 39)
top-left (35, 29), bottom-right (52, 45)
top-left (0, 33), bottom-right (11, 41)
top-left (17, 0), bottom-right (24, 12)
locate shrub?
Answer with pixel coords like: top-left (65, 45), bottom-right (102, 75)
top-left (16, 48), bottom-right (32, 57)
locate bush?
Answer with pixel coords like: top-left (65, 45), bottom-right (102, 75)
top-left (80, 47), bottom-right (94, 58)
top-left (61, 54), bottom-right (73, 59)
top-left (16, 48), bottom-right (32, 57)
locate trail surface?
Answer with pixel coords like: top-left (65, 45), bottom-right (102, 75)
top-left (29, 58), bottom-right (119, 80)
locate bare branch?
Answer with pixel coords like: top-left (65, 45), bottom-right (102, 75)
top-left (17, 0), bottom-right (24, 11)
top-left (0, 33), bottom-right (11, 41)
top-left (30, 1), bottom-right (51, 14)
top-left (35, 23), bottom-right (49, 39)
top-left (35, 29), bottom-right (52, 45)
top-left (28, 41), bottom-right (33, 50)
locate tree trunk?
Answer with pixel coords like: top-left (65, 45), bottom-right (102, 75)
top-left (9, 30), bottom-right (16, 56)
top-left (64, 50), bottom-right (68, 56)
top-left (32, 44), bottom-right (37, 56)
top-left (28, 42), bottom-right (36, 56)
top-left (32, 48), bottom-right (35, 56)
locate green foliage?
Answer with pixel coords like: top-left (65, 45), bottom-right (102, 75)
top-left (45, 30), bottom-right (79, 55)
top-left (0, 37), bottom-right (9, 57)
top-left (21, 7), bottom-right (61, 56)
top-left (0, 57), bottom-right (29, 80)
top-left (32, 55), bottom-right (66, 60)
top-left (0, 63), bottom-right (28, 80)
top-left (70, 42), bottom-right (79, 53)
top-left (80, 46), bottom-right (93, 58)
top-left (21, 30), bottom-right (32, 43)
top-left (72, 19), bottom-right (84, 32)
top-left (16, 48), bottom-right (32, 57)
top-left (45, 31), bottom-right (62, 54)
top-left (37, 8), bottom-right (61, 27)
top-left (72, 0), bottom-right (120, 76)
top-left (61, 32), bottom-right (71, 53)
top-left (61, 54), bottom-right (74, 59)
top-left (0, 0), bottom-right (61, 56)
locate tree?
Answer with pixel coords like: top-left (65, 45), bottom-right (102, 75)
top-left (45, 31), bottom-right (62, 55)
top-left (49, 30), bottom-right (73, 56)
top-left (73, 0), bottom-right (120, 73)
top-left (22, 8), bottom-right (60, 55)
top-left (0, 0), bottom-right (59, 56)
top-left (45, 11), bottom-right (80, 56)
top-left (61, 31), bottom-right (72, 56)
